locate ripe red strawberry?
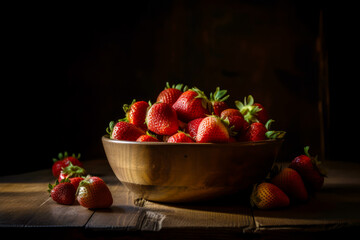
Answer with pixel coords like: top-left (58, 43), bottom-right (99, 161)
top-left (220, 108), bottom-right (247, 134)
top-left (172, 87), bottom-right (211, 122)
top-left (48, 179), bottom-right (76, 205)
top-left (123, 99), bottom-right (149, 131)
top-left (52, 152), bottom-right (82, 178)
top-left (250, 182), bottom-right (290, 209)
top-left (156, 82), bottom-right (188, 107)
top-left (136, 134), bottom-right (159, 142)
top-left (185, 117), bottom-right (204, 139)
top-left (76, 176), bottom-right (113, 209)
top-left (244, 122), bottom-right (267, 141)
top-left (146, 102), bottom-right (179, 135)
top-left (209, 87), bottom-right (230, 116)
top-left (58, 162), bottom-right (87, 183)
top-left (289, 146), bottom-right (326, 192)
top-left (196, 116), bottom-right (230, 143)
top-left (107, 121), bottom-right (145, 141)
top-left (167, 131), bottom-right (195, 143)
top-left (271, 167), bottom-right (308, 202)
top-left (235, 95), bottom-right (268, 124)
top-left (69, 177), bottom-right (84, 190)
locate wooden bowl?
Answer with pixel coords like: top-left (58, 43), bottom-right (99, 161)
top-left (102, 136), bottom-right (283, 203)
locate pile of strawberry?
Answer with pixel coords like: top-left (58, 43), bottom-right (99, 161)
top-left (251, 146), bottom-right (327, 210)
top-left (106, 83), bottom-right (285, 143)
top-left (48, 152), bottom-right (113, 209)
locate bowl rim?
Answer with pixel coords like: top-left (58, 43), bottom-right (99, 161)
top-left (102, 135), bottom-right (284, 146)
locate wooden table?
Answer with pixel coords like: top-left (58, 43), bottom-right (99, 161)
top-left (1, 159), bottom-right (359, 239)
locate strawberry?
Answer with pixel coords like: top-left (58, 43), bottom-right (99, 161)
top-left (156, 82), bottom-right (188, 107)
top-left (271, 167), bottom-right (308, 202)
top-left (243, 119), bottom-right (286, 142)
top-left (172, 87), bottom-right (211, 122)
top-left (76, 176), bottom-right (113, 209)
top-left (122, 99), bottom-right (149, 131)
top-left (107, 121), bottom-right (145, 141)
top-left (146, 102), bottom-right (179, 135)
top-left (48, 179), bottom-right (76, 205)
top-left (289, 146), bottom-right (326, 192)
top-left (58, 162), bottom-right (87, 183)
top-left (69, 177), bottom-right (84, 190)
top-left (235, 95), bottom-right (268, 124)
top-left (136, 133), bottom-right (159, 142)
top-left (52, 152), bottom-right (82, 178)
top-left (209, 87), bottom-right (230, 116)
top-left (250, 182), bottom-right (290, 209)
top-left (220, 108), bottom-right (247, 134)
top-left (185, 117), bottom-right (204, 139)
top-left (167, 131), bottom-right (195, 143)
top-left (196, 116), bottom-right (230, 143)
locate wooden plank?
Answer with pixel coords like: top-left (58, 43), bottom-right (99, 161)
top-left (252, 161), bottom-right (360, 232)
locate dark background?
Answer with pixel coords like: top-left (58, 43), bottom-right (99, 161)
top-left (2, 1), bottom-right (355, 176)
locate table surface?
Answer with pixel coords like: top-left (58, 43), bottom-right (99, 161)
top-left (1, 158), bottom-right (360, 239)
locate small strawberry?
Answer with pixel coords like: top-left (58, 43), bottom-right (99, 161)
top-left (167, 131), bottom-right (195, 143)
top-left (172, 87), bottom-right (211, 122)
top-left (220, 108), bottom-right (247, 134)
top-left (243, 119), bottom-right (286, 142)
top-left (107, 121), bottom-right (145, 141)
top-left (289, 146), bottom-right (326, 192)
top-left (156, 82), bottom-right (188, 107)
top-left (235, 95), bottom-right (269, 124)
top-left (122, 99), bottom-right (149, 131)
top-left (250, 182), bottom-right (290, 210)
top-left (48, 179), bottom-right (76, 205)
top-left (146, 102), bottom-right (179, 135)
top-left (209, 87), bottom-right (230, 116)
top-left (185, 117), bottom-right (204, 139)
top-left (58, 162), bottom-right (87, 183)
top-left (76, 176), bottom-right (113, 209)
top-left (271, 167), bottom-right (308, 202)
top-left (52, 152), bottom-right (82, 178)
top-left (136, 132), bottom-right (160, 142)
top-left (196, 116), bottom-right (230, 143)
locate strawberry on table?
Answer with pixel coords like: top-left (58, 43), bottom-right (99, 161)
top-left (122, 99), bottom-right (149, 131)
top-left (209, 87), bottom-right (230, 116)
top-left (289, 146), bottom-right (326, 192)
top-left (48, 179), bottom-right (76, 205)
top-left (52, 152), bottom-right (82, 178)
top-left (167, 131), bottom-right (195, 143)
top-left (58, 162), bottom-right (87, 183)
top-left (172, 87), bottom-right (211, 122)
top-left (107, 121), bottom-right (145, 141)
top-left (196, 115), bottom-right (230, 143)
top-left (76, 176), bottom-right (113, 209)
top-left (250, 182), bottom-right (290, 210)
top-left (156, 82), bottom-right (188, 107)
top-left (271, 167), bottom-right (308, 202)
top-left (146, 102), bottom-right (179, 136)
